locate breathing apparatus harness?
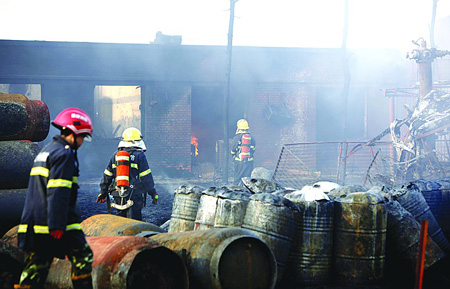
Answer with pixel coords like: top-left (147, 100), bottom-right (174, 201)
top-left (110, 150), bottom-right (134, 210)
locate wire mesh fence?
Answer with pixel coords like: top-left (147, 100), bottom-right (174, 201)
top-left (272, 140), bottom-right (450, 190)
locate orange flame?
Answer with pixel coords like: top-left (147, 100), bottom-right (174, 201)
top-left (191, 136), bottom-right (199, 156)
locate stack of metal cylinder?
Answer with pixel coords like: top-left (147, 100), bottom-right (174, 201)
top-left (0, 93), bottom-right (50, 237)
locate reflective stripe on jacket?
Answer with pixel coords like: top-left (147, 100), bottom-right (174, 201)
top-left (18, 135), bottom-right (83, 250)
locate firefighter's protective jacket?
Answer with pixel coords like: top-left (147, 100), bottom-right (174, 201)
top-left (17, 135), bottom-right (84, 253)
top-left (99, 148), bottom-right (157, 199)
top-left (230, 132), bottom-right (256, 161)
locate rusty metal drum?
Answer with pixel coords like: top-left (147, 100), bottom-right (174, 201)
top-left (392, 183), bottom-right (450, 253)
top-left (283, 191), bottom-right (334, 287)
top-left (169, 185), bottom-right (204, 233)
top-left (0, 93), bottom-right (50, 142)
top-left (46, 236), bottom-right (189, 289)
top-left (333, 191), bottom-right (388, 286)
top-left (1, 233), bottom-right (189, 289)
top-left (150, 227), bottom-right (277, 289)
top-left (412, 180), bottom-right (443, 225)
top-left (214, 190), bottom-right (251, 228)
top-left (81, 214), bottom-right (165, 236)
top-left (242, 193), bottom-right (300, 282)
top-left (0, 141), bottom-right (41, 189)
top-left (435, 178), bottom-right (450, 240)
top-left (384, 199), bottom-right (445, 270)
top-left (194, 187), bottom-right (221, 231)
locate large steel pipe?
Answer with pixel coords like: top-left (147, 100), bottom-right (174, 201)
top-left (81, 214), bottom-right (165, 236)
top-left (1, 235), bottom-right (189, 289)
top-left (0, 141), bottom-right (41, 189)
top-left (0, 189), bottom-right (27, 237)
top-left (150, 227), bottom-right (277, 289)
top-left (0, 93), bottom-right (50, 142)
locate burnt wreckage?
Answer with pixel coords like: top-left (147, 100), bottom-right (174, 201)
top-left (352, 89), bottom-right (450, 187)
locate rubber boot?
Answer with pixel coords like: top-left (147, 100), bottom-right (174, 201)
top-left (72, 275), bottom-right (93, 289)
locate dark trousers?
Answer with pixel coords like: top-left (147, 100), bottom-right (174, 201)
top-left (18, 240), bottom-right (93, 288)
top-left (113, 192), bottom-right (144, 220)
top-left (233, 160), bottom-right (254, 186)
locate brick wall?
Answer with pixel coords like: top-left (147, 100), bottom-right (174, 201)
top-left (143, 83), bottom-right (192, 176)
top-left (247, 83), bottom-right (316, 169)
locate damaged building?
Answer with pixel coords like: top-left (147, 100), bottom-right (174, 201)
top-left (1, 39), bottom-right (440, 181)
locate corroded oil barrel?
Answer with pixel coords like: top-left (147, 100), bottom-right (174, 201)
top-left (333, 191), bottom-right (387, 286)
top-left (168, 185), bottom-right (204, 233)
top-left (194, 187), bottom-right (220, 231)
top-left (45, 236), bottom-right (189, 289)
top-left (149, 227), bottom-right (277, 289)
top-left (435, 178), bottom-right (450, 240)
top-left (0, 141), bottom-right (41, 189)
top-left (412, 180), bottom-right (443, 225)
top-left (81, 214), bottom-right (166, 236)
top-left (283, 193), bottom-right (334, 287)
top-left (0, 240), bottom-right (24, 289)
top-left (214, 191), bottom-right (251, 228)
top-left (392, 184), bottom-right (450, 253)
top-left (0, 93), bottom-right (50, 142)
top-left (242, 193), bottom-right (300, 282)
top-left (0, 189), bottom-right (27, 237)
top-left (1, 232), bottom-right (189, 289)
top-left (384, 199), bottom-right (445, 270)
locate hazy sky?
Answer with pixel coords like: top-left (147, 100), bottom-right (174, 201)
top-left (2, 0), bottom-right (450, 51)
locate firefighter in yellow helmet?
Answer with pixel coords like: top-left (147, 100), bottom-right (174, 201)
top-left (96, 127), bottom-right (158, 220)
top-left (230, 119), bottom-right (256, 186)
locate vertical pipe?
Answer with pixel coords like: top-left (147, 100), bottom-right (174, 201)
top-left (414, 220), bottom-right (428, 289)
top-left (224, 0), bottom-right (237, 184)
top-left (341, 0), bottom-right (350, 141)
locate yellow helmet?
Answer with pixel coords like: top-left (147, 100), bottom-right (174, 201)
top-left (122, 127), bottom-right (142, 141)
top-left (237, 119), bottom-right (249, 130)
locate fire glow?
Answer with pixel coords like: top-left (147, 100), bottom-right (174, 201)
top-left (191, 136), bottom-right (199, 156)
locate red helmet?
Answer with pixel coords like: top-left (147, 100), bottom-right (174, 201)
top-left (52, 108), bottom-right (93, 136)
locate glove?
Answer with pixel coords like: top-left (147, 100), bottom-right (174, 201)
top-left (49, 229), bottom-right (64, 240)
top-left (96, 193), bottom-right (107, 203)
top-left (152, 193), bottom-right (158, 205)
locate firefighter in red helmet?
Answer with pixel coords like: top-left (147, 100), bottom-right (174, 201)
top-left (96, 127), bottom-right (158, 221)
top-left (230, 119), bottom-right (256, 186)
top-left (15, 108), bottom-right (94, 289)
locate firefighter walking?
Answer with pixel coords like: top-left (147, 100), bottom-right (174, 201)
top-left (15, 108), bottom-right (94, 289)
top-left (231, 119), bottom-right (256, 186)
top-left (96, 127), bottom-right (158, 220)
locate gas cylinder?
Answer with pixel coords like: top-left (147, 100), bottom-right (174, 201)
top-left (0, 93), bottom-right (50, 142)
top-left (115, 150), bottom-right (130, 193)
